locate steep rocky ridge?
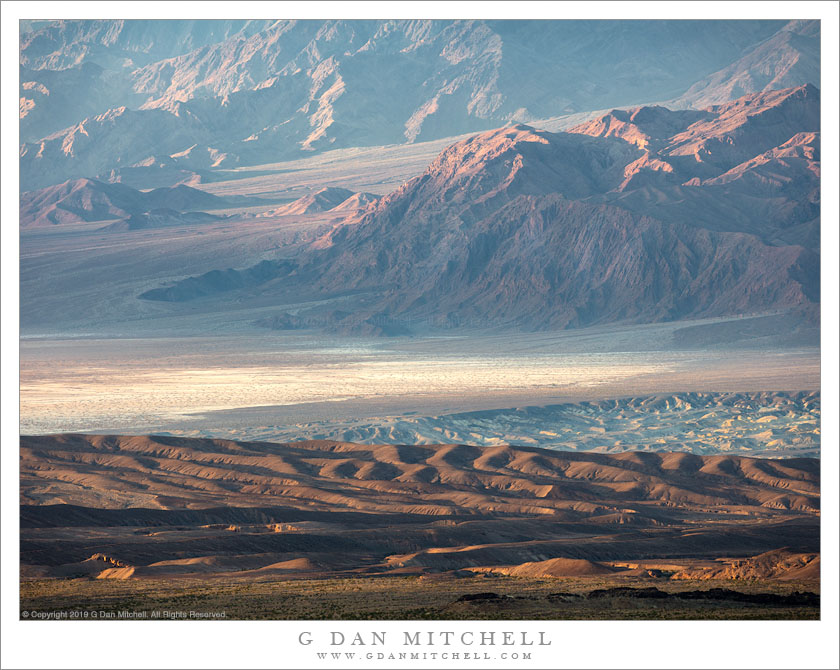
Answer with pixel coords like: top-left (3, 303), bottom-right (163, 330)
top-left (141, 90), bottom-right (819, 331)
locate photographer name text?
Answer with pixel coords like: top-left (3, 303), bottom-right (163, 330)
top-left (298, 631), bottom-right (551, 647)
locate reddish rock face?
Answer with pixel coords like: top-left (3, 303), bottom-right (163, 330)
top-left (138, 84), bottom-right (819, 332)
top-left (292, 88), bottom-right (819, 329)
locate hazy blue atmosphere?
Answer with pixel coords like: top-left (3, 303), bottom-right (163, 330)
top-left (20, 18), bottom-right (821, 453)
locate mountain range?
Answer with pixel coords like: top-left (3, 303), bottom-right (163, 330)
top-left (19, 19), bottom-right (818, 191)
top-left (16, 20), bottom-right (825, 623)
top-left (18, 19), bottom-right (821, 336)
top-left (140, 85), bottom-right (819, 332)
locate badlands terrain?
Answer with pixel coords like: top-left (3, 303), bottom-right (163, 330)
top-left (20, 434), bottom-right (819, 619)
top-left (20, 331), bottom-right (820, 456)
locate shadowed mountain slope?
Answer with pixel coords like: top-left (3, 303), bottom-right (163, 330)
top-left (141, 88), bottom-right (819, 331)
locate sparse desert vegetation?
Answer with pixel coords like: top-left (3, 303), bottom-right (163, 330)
top-left (20, 574), bottom-right (819, 620)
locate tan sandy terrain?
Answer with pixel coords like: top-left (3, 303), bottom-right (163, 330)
top-left (20, 435), bottom-right (818, 590)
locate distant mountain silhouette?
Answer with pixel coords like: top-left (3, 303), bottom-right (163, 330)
top-left (672, 20), bottom-right (819, 109)
top-left (20, 177), bottom-right (227, 227)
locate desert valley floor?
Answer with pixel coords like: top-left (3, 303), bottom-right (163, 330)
top-left (20, 318), bottom-right (822, 620)
top-left (20, 204), bottom-right (822, 621)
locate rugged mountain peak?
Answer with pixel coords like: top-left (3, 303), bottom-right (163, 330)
top-left (779, 131), bottom-right (820, 156)
top-left (328, 191), bottom-right (380, 212)
top-left (417, 124), bottom-right (551, 192)
top-left (21, 175), bottom-right (127, 199)
top-left (432, 124), bottom-right (549, 164)
top-left (138, 87), bottom-right (820, 331)
top-left (265, 186), bottom-right (359, 217)
top-left (704, 82), bottom-right (817, 117)
top-left (619, 152), bottom-right (677, 191)
top-left (664, 84), bottom-right (820, 171)
top-left (570, 85), bottom-right (820, 184)
top-left (142, 183), bottom-right (226, 210)
top-left (569, 106), bottom-right (710, 150)
top-left (44, 176), bottom-right (99, 194)
top-left (700, 131), bottom-right (820, 191)
top-left (358, 123), bottom-right (638, 227)
top-left (21, 21), bottom-right (820, 191)
top-left (20, 176), bottom-right (142, 227)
